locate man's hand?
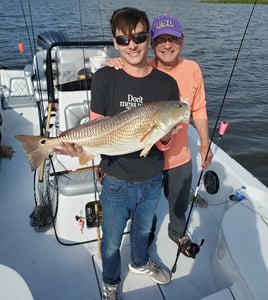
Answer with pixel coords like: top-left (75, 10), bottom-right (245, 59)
top-left (105, 57), bottom-right (124, 70)
top-left (161, 125), bottom-right (182, 143)
top-left (53, 142), bottom-right (83, 157)
top-left (199, 144), bottom-right (213, 170)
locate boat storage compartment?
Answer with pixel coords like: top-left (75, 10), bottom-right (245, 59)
top-left (55, 169), bottom-right (102, 242)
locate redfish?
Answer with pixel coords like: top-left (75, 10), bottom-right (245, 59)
top-left (16, 101), bottom-right (189, 170)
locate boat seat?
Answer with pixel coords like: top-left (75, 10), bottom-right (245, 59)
top-left (0, 69), bottom-right (36, 109)
top-left (57, 168), bottom-right (101, 196)
top-left (64, 100), bottom-right (90, 130)
top-left (221, 200), bottom-right (268, 299)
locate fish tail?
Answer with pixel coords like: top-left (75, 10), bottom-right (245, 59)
top-left (15, 135), bottom-right (52, 170)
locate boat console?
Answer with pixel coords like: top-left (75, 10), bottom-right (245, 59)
top-left (30, 32), bottom-right (114, 244)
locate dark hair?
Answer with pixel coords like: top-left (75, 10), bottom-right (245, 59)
top-left (110, 7), bottom-right (150, 37)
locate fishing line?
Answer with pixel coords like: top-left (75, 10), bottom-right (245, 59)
top-left (239, 201), bottom-right (268, 226)
top-left (19, 0), bottom-right (33, 58)
top-left (18, 0), bottom-right (44, 133)
top-left (41, 157), bottom-right (130, 247)
top-left (45, 157), bottom-right (103, 246)
top-left (91, 159), bottom-right (102, 257)
top-left (27, 0), bottom-right (37, 56)
top-left (209, 0), bottom-right (258, 144)
top-left (171, 0), bottom-right (258, 273)
top-left (97, 0), bottom-right (105, 39)
top-left (78, 0), bottom-right (86, 61)
top-left (77, 0), bottom-right (101, 253)
top-left (25, 0), bottom-right (46, 133)
top-left (78, 0), bottom-right (91, 101)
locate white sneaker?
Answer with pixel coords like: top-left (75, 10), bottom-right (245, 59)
top-left (128, 260), bottom-right (171, 284)
top-left (102, 283), bottom-right (119, 300)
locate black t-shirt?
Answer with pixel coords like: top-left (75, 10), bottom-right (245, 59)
top-left (91, 66), bottom-right (179, 182)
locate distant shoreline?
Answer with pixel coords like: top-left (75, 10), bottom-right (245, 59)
top-left (200, 0), bottom-right (268, 4)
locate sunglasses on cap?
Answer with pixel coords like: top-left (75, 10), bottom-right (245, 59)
top-left (115, 32), bottom-right (148, 46)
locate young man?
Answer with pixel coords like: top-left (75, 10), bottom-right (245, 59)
top-left (55, 8), bottom-right (179, 300)
top-left (93, 8), bottom-right (180, 299)
top-left (106, 14), bottom-right (213, 258)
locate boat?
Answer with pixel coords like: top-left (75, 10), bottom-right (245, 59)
top-left (0, 30), bottom-right (267, 300)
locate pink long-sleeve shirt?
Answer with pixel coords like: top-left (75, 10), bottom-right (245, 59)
top-left (150, 58), bottom-right (207, 170)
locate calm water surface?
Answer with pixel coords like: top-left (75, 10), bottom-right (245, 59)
top-left (0, 0), bottom-right (267, 186)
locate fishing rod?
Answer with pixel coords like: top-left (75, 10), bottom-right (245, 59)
top-left (27, 0), bottom-right (47, 134)
top-left (19, 0), bottom-right (46, 135)
top-left (171, 0), bottom-right (258, 274)
top-left (77, 0), bottom-right (101, 257)
top-left (171, 121), bottom-right (228, 273)
top-left (91, 159), bottom-right (102, 258)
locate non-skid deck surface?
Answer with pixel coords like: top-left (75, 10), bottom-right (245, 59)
top-left (0, 106), bottom-right (220, 300)
top-left (91, 199), bottom-right (219, 300)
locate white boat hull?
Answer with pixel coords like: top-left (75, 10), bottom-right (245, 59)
top-left (1, 35), bottom-right (267, 299)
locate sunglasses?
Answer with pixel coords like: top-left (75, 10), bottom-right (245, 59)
top-left (115, 32), bottom-right (148, 46)
top-left (154, 36), bottom-right (181, 46)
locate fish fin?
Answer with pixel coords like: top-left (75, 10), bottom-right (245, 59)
top-left (15, 135), bottom-right (52, 171)
top-left (79, 151), bottom-right (96, 165)
top-left (140, 126), bottom-right (157, 143)
top-left (140, 144), bottom-right (154, 157)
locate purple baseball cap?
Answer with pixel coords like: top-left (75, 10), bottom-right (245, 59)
top-left (150, 14), bottom-right (183, 40)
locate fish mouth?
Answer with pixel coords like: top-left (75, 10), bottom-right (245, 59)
top-left (184, 108), bottom-right (191, 120)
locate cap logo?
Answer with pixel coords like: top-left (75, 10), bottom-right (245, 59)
top-left (156, 20), bottom-right (174, 29)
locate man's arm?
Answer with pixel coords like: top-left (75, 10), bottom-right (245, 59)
top-left (193, 119), bottom-right (213, 170)
top-left (53, 110), bottom-right (104, 156)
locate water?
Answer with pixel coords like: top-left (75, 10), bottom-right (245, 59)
top-left (1, 0), bottom-right (267, 186)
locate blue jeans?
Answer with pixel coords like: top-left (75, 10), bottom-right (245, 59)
top-left (100, 173), bottom-right (163, 285)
